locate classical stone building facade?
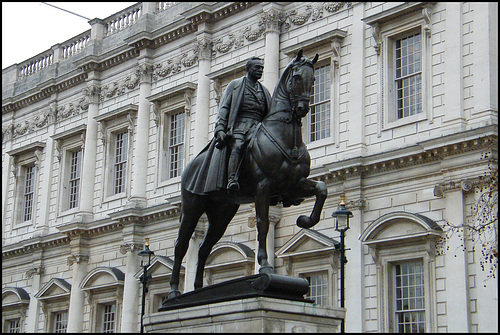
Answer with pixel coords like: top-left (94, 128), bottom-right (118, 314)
top-left (2, 2), bottom-right (497, 333)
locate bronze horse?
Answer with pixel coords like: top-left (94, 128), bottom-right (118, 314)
top-left (168, 50), bottom-right (326, 298)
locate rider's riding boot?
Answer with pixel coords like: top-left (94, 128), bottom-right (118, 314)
top-left (227, 151), bottom-right (241, 191)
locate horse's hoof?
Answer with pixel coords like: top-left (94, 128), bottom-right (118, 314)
top-left (167, 290), bottom-right (181, 300)
top-left (259, 265), bottom-right (274, 274)
top-left (297, 215), bottom-right (312, 228)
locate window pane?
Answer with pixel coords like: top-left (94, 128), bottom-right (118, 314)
top-left (102, 303), bottom-right (116, 333)
top-left (23, 165), bottom-right (35, 221)
top-left (114, 131), bottom-right (128, 194)
top-left (6, 318), bottom-right (20, 333)
top-left (309, 64), bottom-right (331, 142)
top-left (304, 272), bottom-right (329, 305)
top-left (53, 311), bottom-right (68, 333)
top-left (69, 150), bottom-right (82, 209)
top-left (394, 260), bottom-right (426, 333)
top-left (395, 33), bottom-right (422, 119)
top-left (168, 111), bottom-right (185, 179)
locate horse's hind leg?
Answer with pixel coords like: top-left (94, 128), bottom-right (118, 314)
top-left (194, 201), bottom-right (239, 290)
top-left (169, 189), bottom-right (207, 298)
top-left (295, 178), bottom-right (327, 229)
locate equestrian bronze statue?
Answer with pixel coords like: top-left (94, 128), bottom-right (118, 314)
top-left (168, 50), bottom-right (326, 299)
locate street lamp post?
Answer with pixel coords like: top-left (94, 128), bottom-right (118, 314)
top-left (138, 238), bottom-right (155, 333)
top-left (331, 195), bottom-right (353, 334)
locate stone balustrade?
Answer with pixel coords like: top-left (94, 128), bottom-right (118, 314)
top-left (62, 31), bottom-right (91, 59)
top-left (18, 51), bottom-right (54, 77)
top-left (104, 3), bottom-right (142, 36)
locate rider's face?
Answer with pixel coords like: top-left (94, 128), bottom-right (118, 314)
top-left (247, 61), bottom-right (264, 80)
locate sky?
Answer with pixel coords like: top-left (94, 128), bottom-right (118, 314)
top-left (2, 2), bottom-right (137, 69)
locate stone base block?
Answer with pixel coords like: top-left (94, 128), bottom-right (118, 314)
top-left (144, 296), bottom-right (345, 333)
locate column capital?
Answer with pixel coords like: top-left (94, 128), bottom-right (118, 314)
top-left (260, 7), bottom-right (286, 34)
top-left (195, 36), bottom-right (213, 61)
top-left (119, 242), bottom-right (144, 255)
top-left (67, 254), bottom-right (90, 266)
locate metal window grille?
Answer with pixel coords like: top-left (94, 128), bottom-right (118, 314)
top-left (6, 318), bottom-right (20, 333)
top-left (114, 131), bottom-right (128, 194)
top-left (304, 272), bottom-right (329, 305)
top-left (309, 64), bottom-right (331, 142)
top-left (68, 150), bottom-right (82, 209)
top-left (53, 311), bottom-right (68, 333)
top-left (168, 111), bottom-right (185, 179)
top-left (395, 33), bottom-right (422, 119)
top-left (102, 303), bottom-right (116, 333)
top-left (23, 165), bottom-right (35, 221)
top-left (395, 261), bottom-right (425, 333)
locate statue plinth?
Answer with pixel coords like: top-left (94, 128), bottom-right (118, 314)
top-left (146, 275), bottom-right (345, 333)
top-left (159, 273), bottom-right (312, 312)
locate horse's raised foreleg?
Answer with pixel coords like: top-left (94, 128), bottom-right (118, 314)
top-left (295, 178), bottom-right (327, 229)
top-left (255, 179), bottom-right (273, 273)
top-left (194, 201), bottom-right (239, 289)
top-left (168, 189), bottom-right (206, 299)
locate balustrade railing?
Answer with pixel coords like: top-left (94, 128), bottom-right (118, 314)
top-left (13, 2), bottom-right (183, 81)
top-left (105, 3), bottom-right (142, 36)
top-left (18, 51), bottom-right (54, 78)
top-left (62, 31), bottom-right (91, 59)
top-left (157, 2), bottom-right (177, 13)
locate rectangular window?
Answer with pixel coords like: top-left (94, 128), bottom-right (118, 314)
top-left (68, 150), bottom-right (82, 209)
top-left (304, 272), bottom-right (329, 306)
top-left (395, 33), bottom-right (422, 119)
top-left (168, 111), bottom-right (185, 179)
top-left (394, 260), bottom-right (425, 333)
top-left (309, 64), bottom-right (331, 142)
top-left (53, 311), bottom-right (68, 333)
top-left (102, 303), bottom-right (116, 333)
top-left (5, 318), bottom-right (20, 333)
top-left (113, 131), bottom-right (128, 194)
top-left (22, 165), bottom-right (35, 221)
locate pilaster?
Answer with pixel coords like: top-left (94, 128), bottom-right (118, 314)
top-left (261, 4), bottom-right (285, 92)
top-left (193, 27), bottom-right (213, 155)
top-left (25, 265), bottom-right (44, 332)
top-left (120, 241), bottom-right (143, 332)
top-left (127, 61), bottom-right (154, 209)
top-left (77, 80), bottom-right (100, 222)
top-left (66, 235), bottom-right (90, 333)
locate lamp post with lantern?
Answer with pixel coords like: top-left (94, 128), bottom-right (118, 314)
top-left (138, 238), bottom-right (155, 333)
top-left (331, 195), bottom-right (353, 333)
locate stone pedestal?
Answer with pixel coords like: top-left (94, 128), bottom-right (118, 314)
top-left (144, 296), bottom-right (345, 333)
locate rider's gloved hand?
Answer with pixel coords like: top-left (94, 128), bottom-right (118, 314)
top-left (215, 130), bottom-right (227, 149)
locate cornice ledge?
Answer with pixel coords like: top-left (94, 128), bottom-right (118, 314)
top-left (363, 2), bottom-right (437, 27)
top-left (2, 234), bottom-right (70, 258)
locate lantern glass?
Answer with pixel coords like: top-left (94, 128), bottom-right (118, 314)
top-left (139, 238), bottom-right (155, 266)
top-left (335, 214), bottom-right (349, 231)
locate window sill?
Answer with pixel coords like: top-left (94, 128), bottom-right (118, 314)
top-left (383, 112), bottom-right (427, 131)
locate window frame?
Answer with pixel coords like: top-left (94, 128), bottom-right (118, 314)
top-left (304, 60), bottom-right (333, 145)
top-left (301, 270), bottom-right (331, 306)
top-left (164, 108), bottom-right (186, 180)
top-left (383, 25), bottom-right (428, 129)
top-left (51, 309), bottom-right (68, 333)
top-left (364, 3), bottom-right (434, 134)
top-left (7, 142), bottom-right (44, 227)
top-left (148, 83), bottom-right (194, 188)
top-left (94, 104), bottom-right (137, 202)
top-left (52, 124), bottom-right (86, 216)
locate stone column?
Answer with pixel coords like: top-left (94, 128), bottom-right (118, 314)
top-left (128, 59), bottom-right (153, 209)
top-left (77, 81), bottom-right (100, 222)
top-left (443, 188), bottom-right (471, 332)
top-left (120, 242), bottom-right (142, 332)
top-left (66, 253), bottom-right (89, 333)
top-left (25, 266), bottom-right (43, 332)
top-left (261, 4), bottom-right (284, 93)
top-left (193, 30), bottom-right (213, 155)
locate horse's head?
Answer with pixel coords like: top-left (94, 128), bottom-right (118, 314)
top-left (288, 49), bottom-right (319, 118)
